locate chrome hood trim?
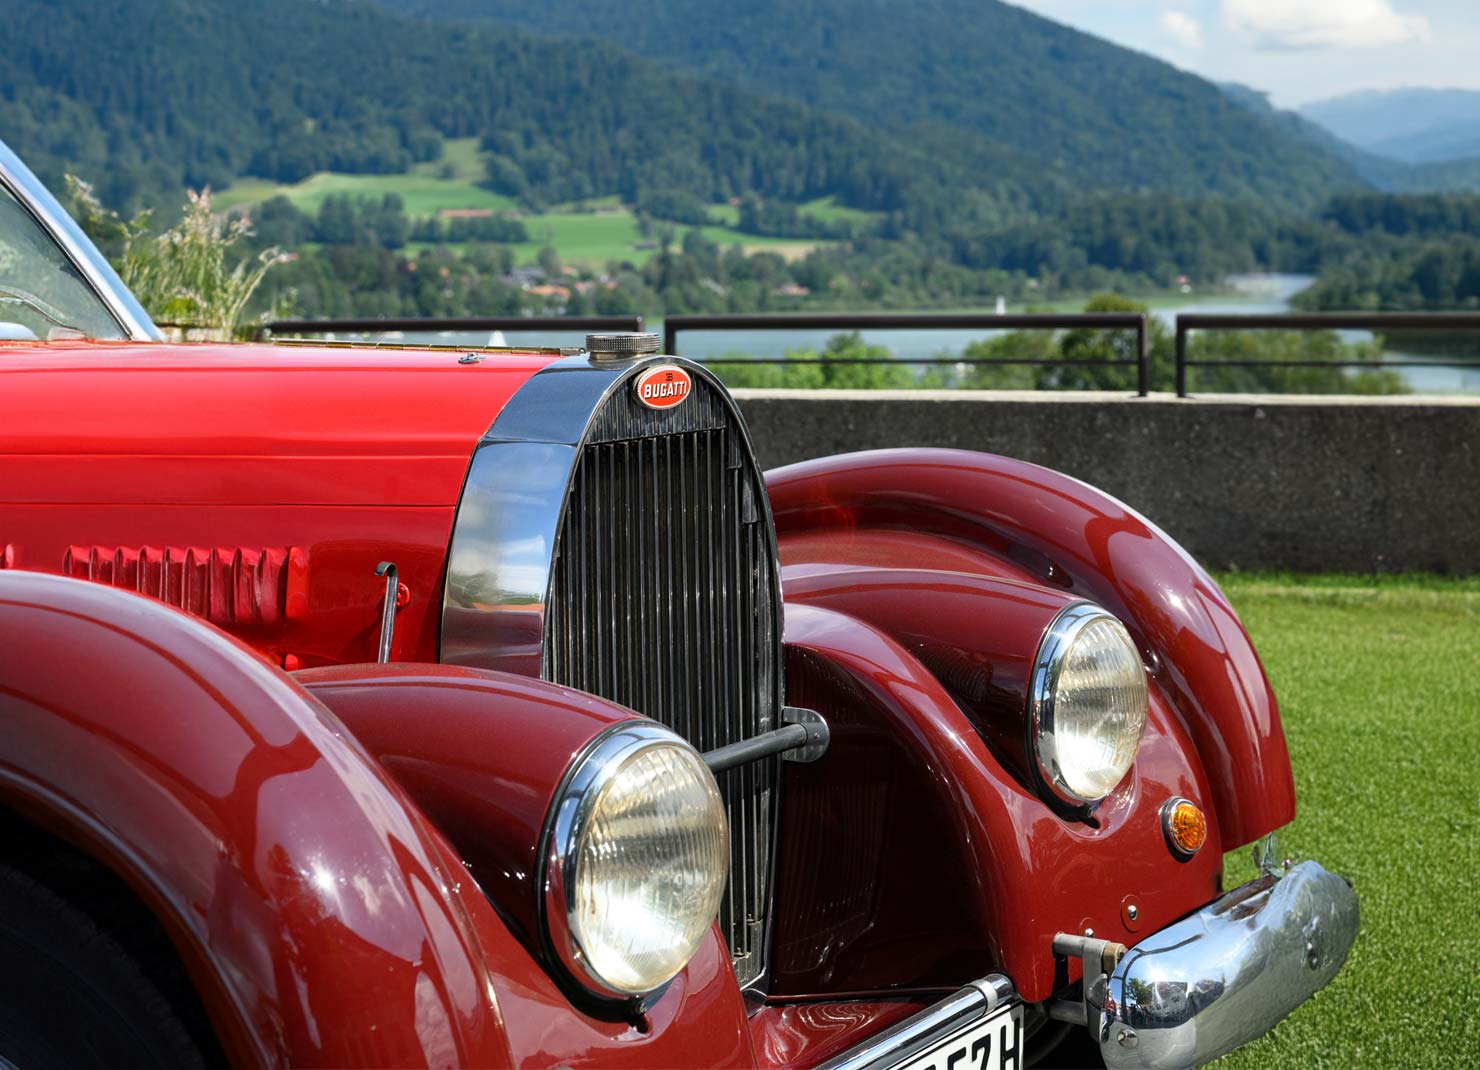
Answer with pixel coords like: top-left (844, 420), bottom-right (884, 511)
top-left (1093, 859), bottom-right (1359, 1068)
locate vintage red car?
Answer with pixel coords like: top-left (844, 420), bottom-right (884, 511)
top-left (0, 137), bottom-right (1357, 1069)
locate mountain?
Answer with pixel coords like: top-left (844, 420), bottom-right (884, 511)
top-left (1222, 84), bottom-right (1480, 195)
top-left (1301, 89), bottom-right (1480, 163)
top-left (375, 0), bottom-right (1364, 210)
top-left (0, 0), bottom-right (992, 218)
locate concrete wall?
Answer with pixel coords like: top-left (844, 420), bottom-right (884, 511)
top-left (734, 389), bottom-right (1480, 572)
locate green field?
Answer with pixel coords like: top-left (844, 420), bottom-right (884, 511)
top-left (214, 139), bottom-right (517, 217)
top-left (1210, 573), bottom-right (1480, 1069)
top-left (214, 138), bottom-right (835, 266)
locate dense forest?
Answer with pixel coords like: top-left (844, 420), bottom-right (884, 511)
top-left (2, 0), bottom-right (970, 220)
top-left (379, 0), bottom-right (1364, 210)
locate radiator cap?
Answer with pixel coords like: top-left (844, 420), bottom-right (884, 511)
top-left (586, 331), bottom-right (662, 360)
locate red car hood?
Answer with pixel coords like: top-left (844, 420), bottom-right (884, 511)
top-left (0, 341), bottom-right (556, 507)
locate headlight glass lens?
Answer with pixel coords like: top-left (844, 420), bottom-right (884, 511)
top-left (1033, 605), bottom-right (1149, 803)
top-left (549, 727), bottom-right (729, 996)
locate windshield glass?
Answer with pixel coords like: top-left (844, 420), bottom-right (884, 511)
top-left (0, 182), bottom-right (126, 341)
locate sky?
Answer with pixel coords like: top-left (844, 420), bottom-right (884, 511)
top-left (1009, 1), bottom-right (1480, 107)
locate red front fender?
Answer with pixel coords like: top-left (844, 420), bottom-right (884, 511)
top-left (297, 663), bottom-right (756, 1070)
top-left (0, 572), bottom-right (513, 1067)
top-left (767, 447), bottom-right (1296, 851)
top-left (772, 601), bottom-right (1222, 1002)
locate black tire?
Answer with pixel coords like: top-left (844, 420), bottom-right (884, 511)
top-left (0, 865), bottom-right (210, 1070)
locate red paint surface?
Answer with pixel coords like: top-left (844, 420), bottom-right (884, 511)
top-left (749, 1001), bottom-right (927, 1069)
top-left (775, 601), bottom-right (1223, 1002)
top-left (0, 341), bottom-right (555, 668)
top-left (780, 564), bottom-right (1077, 783)
top-left (768, 448), bottom-right (1296, 851)
top-left (0, 342), bottom-right (550, 505)
top-left (296, 664), bottom-right (638, 949)
top-left (0, 574), bottom-right (756, 1068)
top-left (0, 572), bottom-right (514, 1067)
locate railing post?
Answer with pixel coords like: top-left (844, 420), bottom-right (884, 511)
top-left (1175, 318), bottom-right (1189, 398)
top-left (1136, 314), bottom-right (1148, 396)
top-left (663, 318), bottom-right (678, 356)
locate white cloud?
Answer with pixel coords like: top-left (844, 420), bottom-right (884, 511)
top-left (1222, 0), bottom-right (1431, 50)
top-left (1159, 10), bottom-right (1204, 49)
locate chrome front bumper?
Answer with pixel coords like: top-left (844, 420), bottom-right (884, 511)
top-left (1092, 860), bottom-right (1360, 1068)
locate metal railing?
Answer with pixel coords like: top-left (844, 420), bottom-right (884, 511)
top-left (265, 314), bottom-right (644, 339)
top-left (261, 310), bottom-right (1480, 398)
top-left (1174, 312), bottom-right (1480, 397)
top-left (663, 312), bottom-right (1149, 396)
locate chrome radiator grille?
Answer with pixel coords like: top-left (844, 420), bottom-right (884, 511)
top-left (544, 377), bottom-right (782, 990)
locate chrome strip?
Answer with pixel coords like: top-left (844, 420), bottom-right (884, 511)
top-left (0, 138), bottom-right (161, 342)
top-left (374, 561), bottom-right (398, 663)
top-left (819, 975), bottom-right (1017, 1070)
top-left (1092, 859), bottom-right (1359, 1068)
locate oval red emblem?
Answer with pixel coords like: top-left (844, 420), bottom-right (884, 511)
top-left (633, 365), bottom-right (692, 410)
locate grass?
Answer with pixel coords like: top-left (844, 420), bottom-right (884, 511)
top-left (798, 194), bottom-right (883, 225)
top-left (1208, 573), bottom-right (1480, 1069)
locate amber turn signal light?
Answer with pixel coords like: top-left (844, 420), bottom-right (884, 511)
top-left (1162, 797), bottom-right (1207, 859)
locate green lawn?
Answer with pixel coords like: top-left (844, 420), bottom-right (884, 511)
top-left (1210, 573), bottom-right (1480, 1069)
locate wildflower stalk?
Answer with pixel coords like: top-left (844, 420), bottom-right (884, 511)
top-left (68, 178), bottom-right (290, 338)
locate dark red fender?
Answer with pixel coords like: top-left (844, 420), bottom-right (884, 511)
top-left (297, 664), bottom-right (756, 1070)
top-left (772, 602), bottom-right (1223, 1003)
top-left (0, 571), bottom-right (513, 1067)
top-left (295, 664), bottom-right (638, 948)
top-left (768, 448), bottom-right (1296, 851)
top-left (749, 1001), bottom-right (928, 1069)
top-left (0, 575), bottom-right (755, 1069)
top-left (779, 564), bottom-right (1082, 785)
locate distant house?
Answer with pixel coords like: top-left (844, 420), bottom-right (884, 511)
top-left (438, 208), bottom-right (494, 220)
top-left (502, 267), bottom-right (547, 288)
top-left (527, 284), bottom-right (572, 301)
top-left (773, 282), bottom-right (811, 298)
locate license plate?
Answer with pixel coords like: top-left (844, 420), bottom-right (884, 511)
top-left (890, 1003), bottom-right (1024, 1070)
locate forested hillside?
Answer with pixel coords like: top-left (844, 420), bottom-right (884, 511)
top-left (378, 0), bottom-right (1364, 210)
top-left (2, 0), bottom-right (999, 220)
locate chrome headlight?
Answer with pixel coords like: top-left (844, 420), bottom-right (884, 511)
top-left (542, 723), bottom-right (729, 999)
top-left (1028, 602), bottom-right (1149, 805)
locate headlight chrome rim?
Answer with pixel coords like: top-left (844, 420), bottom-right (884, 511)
top-left (1028, 601), bottom-right (1149, 807)
top-left (541, 721), bottom-right (728, 1001)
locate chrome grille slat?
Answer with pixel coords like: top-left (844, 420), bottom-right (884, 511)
top-left (546, 374), bottom-right (779, 990)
